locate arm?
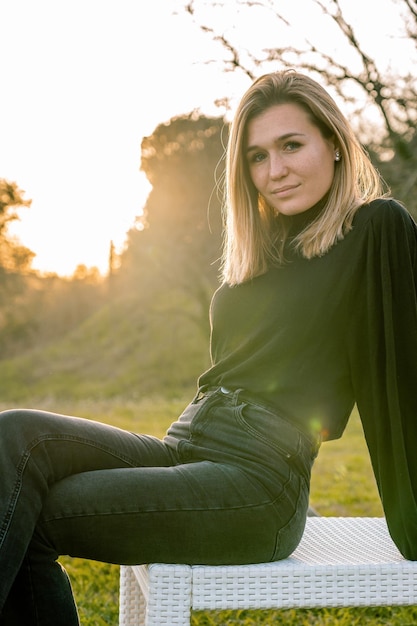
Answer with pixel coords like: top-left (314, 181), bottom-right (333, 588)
top-left (349, 199), bottom-right (417, 559)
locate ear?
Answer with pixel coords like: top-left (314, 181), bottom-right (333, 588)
top-left (329, 136), bottom-right (341, 162)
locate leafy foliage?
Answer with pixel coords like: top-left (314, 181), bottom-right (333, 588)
top-left (0, 179), bottom-right (34, 274)
top-left (116, 114), bottom-right (227, 336)
top-left (0, 114), bottom-right (225, 387)
top-left (0, 180), bottom-right (108, 357)
top-left (0, 179), bottom-right (34, 305)
top-left (0, 267), bottom-right (106, 358)
top-left (0, 179), bottom-right (31, 234)
top-left (1, 101), bottom-right (416, 397)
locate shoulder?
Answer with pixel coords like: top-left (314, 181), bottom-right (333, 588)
top-left (350, 198), bottom-right (417, 266)
top-left (353, 198), bottom-right (417, 234)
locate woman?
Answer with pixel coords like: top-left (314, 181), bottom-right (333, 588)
top-left (1, 70), bottom-right (416, 624)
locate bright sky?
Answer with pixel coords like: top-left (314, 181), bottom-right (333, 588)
top-left (1, 0), bottom-right (247, 275)
top-left (0, 0), bottom-right (411, 276)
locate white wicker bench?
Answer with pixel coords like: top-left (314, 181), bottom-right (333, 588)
top-left (118, 517), bottom-right (417, 625)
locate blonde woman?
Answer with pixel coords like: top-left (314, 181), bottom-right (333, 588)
top-left (1, 71), bottom-right (416, 624)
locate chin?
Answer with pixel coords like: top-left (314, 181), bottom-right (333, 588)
top-left (276, 206), bottom-right (309, 216)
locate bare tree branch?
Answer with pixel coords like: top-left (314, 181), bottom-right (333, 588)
top-left (401, 0), bottom-right (417, 20)
top-left (201, 26), bottom-right (257, 79)
top-left (396, 0), bottom-right (417, 48)
top-left (186, 0), bottom-right (417, 140)
top-left (182, 0), bottom-right (291, 79)
top-left (313, 0), bottom-right (407, 144)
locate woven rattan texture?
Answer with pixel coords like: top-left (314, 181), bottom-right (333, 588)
top-left (119, 518), bottom-right (417, 625)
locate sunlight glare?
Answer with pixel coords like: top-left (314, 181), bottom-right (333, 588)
top-left (1, 0), bottom-right (412, 276)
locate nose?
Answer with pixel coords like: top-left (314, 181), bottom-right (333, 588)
top-left (269, 153), bottom-right (288, 179)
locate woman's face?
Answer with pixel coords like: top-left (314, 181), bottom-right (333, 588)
top-left (246, 102), bottom-right (337, 216)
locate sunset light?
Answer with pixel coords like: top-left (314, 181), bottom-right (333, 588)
top-left (0, 0), bottom-right (409, 275)
top-left (1, 0), bottom-right (241, 276)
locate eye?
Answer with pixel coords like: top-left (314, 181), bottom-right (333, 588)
top-left (248, 151), bottom-right (266, 164)
top-left (283, 141), bottom-right (302, 152)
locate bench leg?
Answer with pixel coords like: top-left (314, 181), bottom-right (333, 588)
top-left (146, 564), bottom-right (192, 626)
top-left (119, 566), bottom-right (147, 625)
top-left (119, 564), bottom-right (192, 626)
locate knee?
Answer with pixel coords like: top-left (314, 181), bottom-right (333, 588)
top-left (0, 408), bottom-right (45, 440)
top-left (0, 408), bottom-right (26, 425)
top-left (0, 408), bottom-right (32, 421)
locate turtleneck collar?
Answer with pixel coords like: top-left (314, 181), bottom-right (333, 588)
top-left (278, 195), bottom-right (327, 238)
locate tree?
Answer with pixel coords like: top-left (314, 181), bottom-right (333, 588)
top-left (0, 179), bottom-right (34, 314)
top-left (117, 113), bottom-right (226, 336)
top-left (181, 0), bottom-right (417, 213)
top-left (0, 179), bottom-right (34, 274)
top-left (0, 179), bottom-right (30, 229)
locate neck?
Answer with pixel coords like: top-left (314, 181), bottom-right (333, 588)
top-left (279, 196), bottom-right (327, 237)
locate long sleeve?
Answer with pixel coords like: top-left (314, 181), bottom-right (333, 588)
top-left (199, 196), bottom-right (417, 557)
top-left (348, 199), bottom-right (417, 559)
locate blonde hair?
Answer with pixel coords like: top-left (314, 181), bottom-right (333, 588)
top-left (222, 71), bottom-right (386, 285)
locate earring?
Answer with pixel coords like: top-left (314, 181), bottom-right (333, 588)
top-left (335, 150), bottom-right (341, 162)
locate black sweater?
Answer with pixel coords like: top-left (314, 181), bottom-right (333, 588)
top-left (199, 198), bottom-right (417, 559)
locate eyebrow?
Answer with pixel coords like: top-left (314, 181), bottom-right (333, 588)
top-left (246, 132), bottom-right (306, 154)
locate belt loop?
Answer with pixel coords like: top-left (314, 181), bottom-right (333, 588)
top-left (224, 387), bottom-right (243, 406)
top-left (231, 388), bottom-right (242, 406)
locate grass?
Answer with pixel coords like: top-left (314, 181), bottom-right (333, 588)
top-left (2, 394), bottom-right (416, 625)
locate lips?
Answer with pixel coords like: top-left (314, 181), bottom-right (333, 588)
top-left (272, 184), bottom-right (299, 195)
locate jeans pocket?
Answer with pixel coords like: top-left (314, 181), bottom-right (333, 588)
top-left (234, 402), bottom-right (301, 460)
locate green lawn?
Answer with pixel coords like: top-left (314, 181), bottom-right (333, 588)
top-left (4, 395), bottom-right (416, 625)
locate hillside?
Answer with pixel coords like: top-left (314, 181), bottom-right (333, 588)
top-left (0, 293), bottom-right (210, 404)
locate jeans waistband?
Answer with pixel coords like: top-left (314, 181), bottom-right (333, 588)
top-left (198, 385), bottom-right (322, 457)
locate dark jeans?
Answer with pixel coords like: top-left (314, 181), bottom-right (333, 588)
top-left (0, 387), bottom-right (319, 625)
